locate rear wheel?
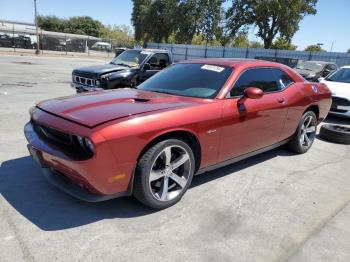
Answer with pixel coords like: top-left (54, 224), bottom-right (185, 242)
top-left (133, 139), bottom-right (195, 209)
top-left (287, 111), bottom-right (317, 154)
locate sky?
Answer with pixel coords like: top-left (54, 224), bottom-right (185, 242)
top-left (1, 0), bottom-right (349, 52)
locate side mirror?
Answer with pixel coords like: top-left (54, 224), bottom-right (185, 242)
top-left (244, 87), bottom-right (264, 99)
top-left (323, 69), bottom-right (331, 77)
top-left (238, 87), bottom-right (263, 105)
top-left (143, 63), bottom-right (151, 71)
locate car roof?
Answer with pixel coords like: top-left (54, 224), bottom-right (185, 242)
top-left (304, 60), bottom-right (334, 64)
top-left (179, 58), bottom-right (287, 68)
top-left (133, 48), bottom-right (170, 53)
top-left (341, 65), bottom-right (350, 68)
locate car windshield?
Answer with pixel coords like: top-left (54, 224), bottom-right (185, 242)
top-left (110, 50), bottom-right (148, 67)
top-left (295, 61), bottom-right (325, 71)
top-left (137, 63), bottom-right (233, 98)
top-left (325, 67), bottom-right (350, 83)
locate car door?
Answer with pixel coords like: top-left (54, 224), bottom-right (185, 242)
top-left (139, 53), bottom-right (170, 83)
top-left (218, 67), bottom-right (293, 161)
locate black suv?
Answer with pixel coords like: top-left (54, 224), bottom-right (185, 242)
top-left (294, 61), bottom-right (338, 82)
top-left (71, 49), bottom-right (173, 92)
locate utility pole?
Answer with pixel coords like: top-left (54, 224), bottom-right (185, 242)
top-left (330, 41), bottom-right (335, 52)
top-left (34, 0), bottom-right (40, 55)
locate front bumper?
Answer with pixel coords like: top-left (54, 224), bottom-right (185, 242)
top-left (329, 96), bottom-right (350, 118)
top-left (24, 121), bottom-right (133, 202)
top-left (71, 82), bottom-right (103, 93)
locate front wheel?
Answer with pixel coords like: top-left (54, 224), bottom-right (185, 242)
top-left (287, 111), bottom-right (317, 154)
top-left (133, 139), bottom-right (195, 209)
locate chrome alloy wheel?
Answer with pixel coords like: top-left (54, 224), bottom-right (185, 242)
top-left (300, 115), bottom-right (316, 148)
top-left (149, 145), bottom-right (191, 202)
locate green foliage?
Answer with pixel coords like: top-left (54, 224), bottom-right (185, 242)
top-left (38, 15), bottom-right (103, 37)
top-left (249, 41), bottom-right (264, 49)
top-left (37, 15), bottom-right (134, 46)
top-left (225, 0), bottom-right (318, 48)
top-left (347, 48), bottom-right (350, 53)
top-left (304, 45), bottom-right (325, 52)
top-left (131, 0), bottom-right (313, 49)
top-left (100, 25), bottom-right (134, 46)
top-left (271, 38), bottom-right (297, 50)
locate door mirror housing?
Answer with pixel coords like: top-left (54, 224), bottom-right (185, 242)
top-left (143, 63), bottom-right (151, 71)
top-left (323, 69), bottom-right (331, 77)
top-left (237, 87), bottom-right (263, 105)
top-left (244, 87), bottom-right (264, 99)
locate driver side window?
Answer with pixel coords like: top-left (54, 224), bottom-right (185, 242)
top-left (147, 53), bottom-right (170, 70)
top-left (229, 68), bottom-right (294, 97)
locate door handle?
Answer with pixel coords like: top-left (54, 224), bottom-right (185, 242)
top-left (277, 97), bottom-right (285, 103)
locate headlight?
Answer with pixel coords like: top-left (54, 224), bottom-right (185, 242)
top-left (75, 136), bottom-right (94, 156)
top-left (308, 73), bottom-right (316, 78)
top-left (84, 138), bottom-right (94, 153)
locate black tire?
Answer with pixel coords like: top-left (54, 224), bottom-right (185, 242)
top-left (287, 111), bottom-right (317, 154)
top-left (133, 139), bottom-right (195, 209)
top-left (319, 124), bottom-right (350, 145)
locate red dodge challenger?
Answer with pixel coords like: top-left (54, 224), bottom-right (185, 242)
top-left (25, 59), bottom-right (332, 209)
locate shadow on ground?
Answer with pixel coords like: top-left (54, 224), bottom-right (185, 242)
top-left (0, 147), bottom-right (293, 231)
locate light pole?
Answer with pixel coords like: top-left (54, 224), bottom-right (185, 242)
top-left (34, 0), bottom-right (40, 55)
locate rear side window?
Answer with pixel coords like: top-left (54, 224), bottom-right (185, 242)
top-left (229, 67), bottom-right (294, 97)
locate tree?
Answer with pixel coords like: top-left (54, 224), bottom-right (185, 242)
top-left (37, 16), bottom-right (66, 32)
top-left (347, 48), bottom-right (350, 53)
top-left (131, 0), bottom-right (151, 42)
top-left (304, 45), bottom-right (325, 52)
top-left (271, 37), bottom-right (297, 50)
top-left (249, 41), bottom-right (264, 48)
top-left (226, 0), bottom-right (318, 48)
top-left (232, 33), bottom-right (249, 48)
top-left (38, 15), bottom-right (103, 37)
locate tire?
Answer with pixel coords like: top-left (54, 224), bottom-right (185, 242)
top-left (287, 111), bottom-right (317, 154)
top-left (319, 124), bottom-right (350, 145)
top-left (133, 139), bottom-right (195, 209)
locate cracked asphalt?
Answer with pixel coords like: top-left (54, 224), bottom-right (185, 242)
top-left (1, 55), bottom-right (350, 262)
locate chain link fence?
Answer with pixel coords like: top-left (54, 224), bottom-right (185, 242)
top-left (0, 20), bottom-right (133, 58)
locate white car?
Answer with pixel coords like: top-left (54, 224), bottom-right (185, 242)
top-left (319, 66), bottom-right (350, 118)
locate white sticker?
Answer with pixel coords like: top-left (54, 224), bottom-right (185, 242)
top-left (201, 64), bottom-right (225, 73)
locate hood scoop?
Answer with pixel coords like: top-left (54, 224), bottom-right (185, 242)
top-left (132, 98), bottom-right (150, 103)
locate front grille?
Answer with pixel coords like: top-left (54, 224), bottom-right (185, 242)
top-left (74, 75), bottom-right (96, 87)
top-left (32, 120), bottom-right (72, 146)
top-left (331, 97), bottom-right (350, 113)
top-left (31, 120), bottom-right (93, 160)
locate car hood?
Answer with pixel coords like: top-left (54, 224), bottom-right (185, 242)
top-left (37, 89), bottom-right (199, 128)
top-left (321, 80), bottom-right (350, 97)
top-left (73, 64), bottom-right (129, 78)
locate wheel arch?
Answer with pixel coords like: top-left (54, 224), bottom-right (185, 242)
top-left (137, 129), bottom-right (202, 173)
top-left (304, 104), bottom-right (319, 120)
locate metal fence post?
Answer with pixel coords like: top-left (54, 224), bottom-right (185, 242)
top-left (87, 36), bottom-right (90, 56)
top-left (204, 43), bottom-right (207, 58)
top-left (274, 49), bottom-right (278, 58)
top-left (40, 29), bottom-right (43, 54)
top-left (12, 23), bottom-right (15, 52)
top-left (222, 46), bottom-right (225, 58)
top-left (185, 45), bottom-right (188, 60)
top-left (245, 47), bottom-right (249, 58)
top-left (65, 34), bottom-right (67, 55)
top-left (308, 51), bottom-right (312, 61)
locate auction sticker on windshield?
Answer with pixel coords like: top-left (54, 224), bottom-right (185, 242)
top-left (201, 64), bottom-right (225, 72)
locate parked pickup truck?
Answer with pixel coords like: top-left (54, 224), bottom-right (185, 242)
top-left (71, 49), bottom-right (173, 92)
